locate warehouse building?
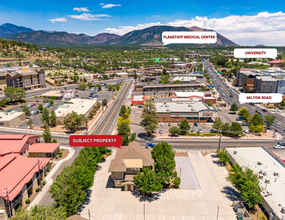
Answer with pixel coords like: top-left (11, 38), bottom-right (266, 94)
top-left (156, 101), bottom-right (218, 123)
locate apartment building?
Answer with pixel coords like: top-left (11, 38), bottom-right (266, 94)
top-left (255, 76), bottom-right (278, 93)
top-left (277, 77), bottom-right (285, 95)
top-left (0, 67), bottom-right (46, 90)
top-left (238, 71), bottom-right (259, 92)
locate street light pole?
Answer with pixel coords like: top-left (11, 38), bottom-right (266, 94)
top-left (218, 132), bottom-right (222, 150)
top-left (216, 206), bottom-right (219, 220)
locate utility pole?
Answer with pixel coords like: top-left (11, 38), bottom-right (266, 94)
top-left (216, 206), bottom-right (219, 220)
top-left (143, 204), bottom-right (145, 220)
top-left (88, 209), bottom-right (91, 220)
top-left (218, 132), bottom-right (222, 150)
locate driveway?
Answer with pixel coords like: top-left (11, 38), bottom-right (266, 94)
top-left (78, 148), bottom-right (236, 220)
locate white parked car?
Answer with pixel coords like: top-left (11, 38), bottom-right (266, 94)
top-left (272, 109), bottom-right (280, 112)
top-left (273, 145), bottom-right (284, 149)
top-left (218, 108), bottom-right (222, 111)
top-left (243, 129), bottom-right (250, 134)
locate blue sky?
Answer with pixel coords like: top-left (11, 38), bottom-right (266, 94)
top-left (1, 0), bottom-right (285, 45)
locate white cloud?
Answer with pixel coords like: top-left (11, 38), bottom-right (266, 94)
top-left (102, 4), bottom-right (121, 9)
top-left (99, 3), bottom-right (104, 5)
top-left (49, 17), bottom-right (67, 23)
top-left (104, 22), bottom-right (162, 35)
top-left (73, 7), bottom-right (90, 12)
top-left (68, 13), bottom-right (110, 21)
top-left (103, 11), bottom-right (285, 45)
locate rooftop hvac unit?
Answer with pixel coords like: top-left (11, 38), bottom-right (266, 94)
top-left (258, 174), bottom-right (263, 179)
top-left (263, 171), bottom-right (267, 176)
top-left (191, 107), bottom-right (194, 111)
top-left (233, 150), bottom-right (237, 154)
top-left (164, 101), bottom-right (166, 104)
top-left (257, 161), bottom-right (262, 165)
top-left (274, 171), bottom-right (278, 176)
top-left (267, 191), bottom-right (273, 196)
top-left (188, 104), bottom-right (191, 107)
top-left (0, 116), bottom-right (2, 119)
top-left (259, 169), bottom-right (263, 174)
top-left (166, 108), bottom-right (170, 111)
top-left (281, 207), bottom-right (285, 214)
top-left (265, 178), bottom-right (270, 183)
top-left (181, 102), bottom-right (183, 104)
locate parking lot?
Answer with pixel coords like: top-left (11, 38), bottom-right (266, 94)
top-left (79, 149), bottom-right (236, 220)
top-left (4, 89), bottom-right (114, 127)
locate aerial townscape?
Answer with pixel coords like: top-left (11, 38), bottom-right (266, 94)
top-left (1, 2), bottom-right (285, 220)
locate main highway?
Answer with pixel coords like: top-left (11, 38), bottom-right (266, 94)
top-left (203, 60), bottom-right (285, 139)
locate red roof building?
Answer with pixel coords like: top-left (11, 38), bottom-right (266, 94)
top-left (0, 134), bottom-right (39, 156)
top-left (131, 95), bottom-right (145, 106)
top-left (29, 143), bottom-right (60, 158)
top-left (268, 59), bottom-right (284, 67)
top-left (0, 154), bottom-right (51, 216)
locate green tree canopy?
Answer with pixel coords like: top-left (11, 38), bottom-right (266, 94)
top-left (63, 112), bottom-right (78, 132)
top-left (78, 82), bottom-right (87, 90)
top-left (249, 113), bottom-right (263, 127)
top-left (50, 110), bottom-right (57, 127)
top-left (43, 122), bottom-right (52, 143)
top-left (22, 104), bottom-right (31, 116)
top-left (229, 103), bottom-right (238, 113)
top-left (169, 126), bottom-right (180, 136)
top-left (38, 104), bottom-right (43, 111)
top-left (133, 168), bottom-right (163, 197)
top-left (264, 114), bottom-right (276, 129)
top-left (179, 119), bottom-right (190, 135)
top-left (151, 141), bottom-right (176, 186)
top-left (40, 107), bottom-right (50, 125)
top-left (140, 99), bottom-right (158, 136)
top-left (11, 205), bottom-right (67, 220)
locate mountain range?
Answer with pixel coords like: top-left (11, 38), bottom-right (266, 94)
top-left (0, 23), bottom-right (238, 46)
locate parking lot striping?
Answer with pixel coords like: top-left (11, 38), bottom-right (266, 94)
top-left (102, 214), bottom-right (105, 220)
top-left (183, 190), bottom-right (187, 200)
top-left (112, 213), bottom-right (117, 220)
top-left (99, 82), bottom-right (130, 135)
top-left (174, 189), bottom-right (178, 199)
top-left (191, 190), bottom-right (195, 200)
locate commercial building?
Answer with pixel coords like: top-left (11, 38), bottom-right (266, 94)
top-left (0, 110), bottom-right (26, 127)
top-left (108, 141), bottom-right (154, 191)
top-left (78, 74), bottom-right (95, 82)
top-left (41, 90), bottom-right (64, 99)
top-left (135, 83), bottom-right (204, 92)
top-left (172, 77), bottom-right (196, 83)
top-left (0, 154), bottom-right (51, 217)
top-left (55, 98), bottom-right (97, 125)
top-left (255, 76), bottom-right (278, 93)
top-left (174, 92), bottom-right (216, 104)
top-left (0, 134), bottom-right (61, 218)
top-left (156, 101), bottom-right (218, 123)
top-left (226, 146), bottom-right (285, 220)
top-left (277, 78), bottom-right (285, 95)
top-left (131, 95), bottom-right (145, 106)
top-left (0, 67), bottom-right (46, 90)
top-left (268, 59), bottom-right (284, 67)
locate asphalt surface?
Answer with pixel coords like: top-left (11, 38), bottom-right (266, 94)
top-left (203, 60), bottom-right (285, 139)
top-left (92, 81), bottom-right (133, 135)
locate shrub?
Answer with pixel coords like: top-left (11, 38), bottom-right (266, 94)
top-left (216, 148), bottom-right (230, 165)
top-left (59, 151), bottom-right (62, 154)
top-left (173, 172), bottom-right (177, 177)
top-left (35, 188), bottom-right (40, 192)
top-left (41, 180), bottom-right (46, 186)
top-left (59, 154), bottom-right (62, 157)
top-left (173, 177), bottom-right (181, 188)
top-left (186, 133), bottom-right (197, 136)
top-left (25, 199), bottom-right (30, 204)
top-left (56, 156), bottom-right (58, 159)
top-left (44, 173), bottom-right (47, 177)
top-left (47, 169), bottom-right (50, 172)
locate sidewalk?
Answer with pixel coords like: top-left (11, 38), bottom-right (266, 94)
top-left (155, 132), bottom-right (283, 140)
top-left (27, 146), bottom-right (75, 210)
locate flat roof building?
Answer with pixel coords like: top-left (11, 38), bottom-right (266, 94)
top-left (156, 101), bottom-right (218, 123)
top-left (226, 146), bottom-right (285, 220)
top-left (55, 98), bottom-right (97, 125)
top-left (0, 111), bottom-right (26, 127)
top-left (131, 95), bottom-right (145, 106)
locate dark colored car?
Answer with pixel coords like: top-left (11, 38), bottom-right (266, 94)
top-left (138, 105), bottom-right (143, 108)
top-left (236, 117), bottom-right (244, 121)
top-left (262, 109), bottom-right (267, 112)
top-left (194, 122), bottom-right (198, 126)
top-left (148, 143), bottom-right (155, 147)
top-left (210, 129), bottom-right (216, 133)
top-left (242, 122), bottom-right (249, 126)
top-left (207, 119), bottom-right (214, 123)
top-left (230, 95), bottom-right (233, 98)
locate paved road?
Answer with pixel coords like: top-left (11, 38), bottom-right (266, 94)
top-left (93, 81), bottom-right (133, 135)
top-left (37, 80), bottom-right (133, 206)
top-left (203, 60), bottom-right (285, 139)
